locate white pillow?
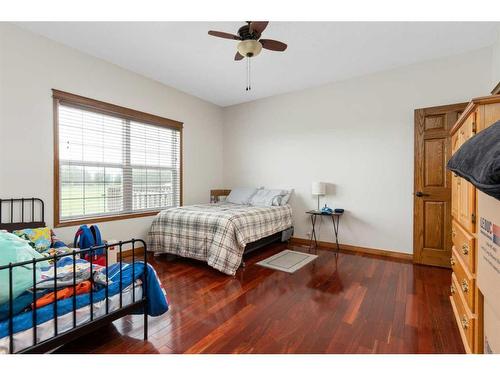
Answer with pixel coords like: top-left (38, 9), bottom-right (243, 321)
top-left (226, 187), bottom-right (259, 205)
top-left (249, 189), bottom-right (286, 207)
top-left (278, 189), bottom-right (293, 205)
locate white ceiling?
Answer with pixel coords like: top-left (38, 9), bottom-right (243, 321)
top-left (17, 22), bottom-right (500, 107)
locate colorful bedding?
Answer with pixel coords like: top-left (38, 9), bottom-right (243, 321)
top-left (11, 227), bottom-right (74, 261)
top-left (12, 227), bottom-right (51, 253)
top-left (0, 260), bottom-right (168, 339)
top-left (0, 232), bottom-right (50, 305)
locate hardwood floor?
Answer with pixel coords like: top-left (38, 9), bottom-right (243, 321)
top-left (55, 243), bottom-right (464, 354)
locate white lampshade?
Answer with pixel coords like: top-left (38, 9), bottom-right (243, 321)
top-left (311, 182), bottom-right (326, 196)
top-left (237, 40), bottom-right (262, 58)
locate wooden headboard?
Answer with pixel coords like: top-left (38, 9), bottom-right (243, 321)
top-left (210, 189), bottom-right (231, 203)
top-left (0, 198), bottom-right (45, 231)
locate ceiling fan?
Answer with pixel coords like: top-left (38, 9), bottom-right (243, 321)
top-left (208, 21), bottom-right (287, 91)
top-left (208, 21), bottom-right (287, 60)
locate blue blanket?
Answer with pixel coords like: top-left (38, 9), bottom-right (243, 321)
top-left (0, 260), bottom-right (168, 339)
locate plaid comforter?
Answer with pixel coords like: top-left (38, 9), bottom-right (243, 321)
top-left (147, 203), bottom-right (293, 275)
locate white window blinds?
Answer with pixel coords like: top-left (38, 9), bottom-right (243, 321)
top-left (56, 102), bottom-right (181, 223)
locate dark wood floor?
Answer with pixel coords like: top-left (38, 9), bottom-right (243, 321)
top-left (55, 243), bottom-right (464, 354)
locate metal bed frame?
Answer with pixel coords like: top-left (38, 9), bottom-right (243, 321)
top-left (0, 198), bottom-right (148, 354)
top-left (239, 227), bottom-right (294, 268)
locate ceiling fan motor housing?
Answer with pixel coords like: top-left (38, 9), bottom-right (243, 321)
top-left (238, 24), bottom-right (261, 40)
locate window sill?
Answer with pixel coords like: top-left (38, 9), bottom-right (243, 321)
top-left (54, 210), bottom-right (161, 228)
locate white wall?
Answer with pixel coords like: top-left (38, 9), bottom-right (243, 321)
top-left (0, 23), bottom-right (224, 244)
top-left (223, 48), bottom-right (493, 254)
top-left (1, 22), bottom-right (496, 255)
top-left (492, 27), bottom-right (500, 88)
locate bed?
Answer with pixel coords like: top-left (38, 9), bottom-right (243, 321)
top-left (148, 201), bottom-right (294, 275)
top-left (0, 198), bottom-right (168, 354)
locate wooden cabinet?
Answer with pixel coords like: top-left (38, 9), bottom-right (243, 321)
top-left (452, 219), bottom-right (475, 272)
top-left (450, 273), bottom-right (476, 353)
top-left (449, 94), bottom-right (500, 354)
top-left (451, 173), bottom-right (459, 220)
top-left (451, 246), bottom-right (476, 312)
top-left (453, 110), bottom-right (476, 233)
top-left (457, 178), bottom-right (476, 233)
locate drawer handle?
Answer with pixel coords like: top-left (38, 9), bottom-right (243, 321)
top-left (450, 257), bottom-right (455, 266)
top-left (450, 284), bottom-right (456, 294)
top-left (462, 243), bottom-right (469, 256)
top-left (461, 315), bottom-right (469, 330)
top-left (461, 279), bottom-right (469, 293)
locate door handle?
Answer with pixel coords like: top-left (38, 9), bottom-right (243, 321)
top-left (415, 192), bottom-right (429, 197)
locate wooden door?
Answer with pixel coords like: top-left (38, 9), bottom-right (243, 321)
top-left (414, 103), bottom-right (467, 267)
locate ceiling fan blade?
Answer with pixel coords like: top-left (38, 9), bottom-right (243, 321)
top-left (260, 39), bottom-right (287, 52)
top-left (234, 51), bottom-right (244, 61)
top-left (249, 21), bottom-right (269, 35)
top-left (208, 30), bottom-right (240, 40)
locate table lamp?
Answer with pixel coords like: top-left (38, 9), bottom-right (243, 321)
top-left (311, 182), bottom-right (326, 211)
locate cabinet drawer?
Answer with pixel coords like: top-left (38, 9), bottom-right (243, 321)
top-left (450, 273), bottom-right (475, 353)
top-left (452, 219), bottom-right (475, 272)
top-left (450, 248), bottom-right (475, 312)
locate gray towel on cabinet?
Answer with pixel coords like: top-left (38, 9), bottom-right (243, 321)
top-left (447, 121), bottom-right (500, 200)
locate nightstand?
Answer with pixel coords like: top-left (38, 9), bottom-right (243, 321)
top-left (306, 210), bottom-right (343, 253)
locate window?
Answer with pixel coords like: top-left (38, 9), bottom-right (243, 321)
top-left (53, 90), bottom-right (182, 227)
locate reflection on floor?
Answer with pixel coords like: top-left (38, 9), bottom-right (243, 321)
top-left (56, 243), bottom-right (464, 354)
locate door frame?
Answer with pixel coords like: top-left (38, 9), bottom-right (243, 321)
top-left (413, 102), bottom-right (468, 266)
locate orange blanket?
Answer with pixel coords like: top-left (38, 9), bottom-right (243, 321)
top-left (32, 281), bottom-right (92, 309)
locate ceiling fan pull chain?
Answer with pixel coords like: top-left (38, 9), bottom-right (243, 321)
top-left (249, 58), bottom-right (252, 91)
top-left (245, 57), bottom-right (250, 91)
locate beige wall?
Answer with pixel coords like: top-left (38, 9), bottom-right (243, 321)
top-left (1, 22), bottom-right (497, 256)
top-left (222, 48), bottom-right (492, 254)
top-left (0, 23), bottom-right (224, 244)
top-left (491, 27), bottom-right (500, 88)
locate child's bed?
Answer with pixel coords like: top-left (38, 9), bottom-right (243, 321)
top-left (0, 198), bottom-right (168, 354)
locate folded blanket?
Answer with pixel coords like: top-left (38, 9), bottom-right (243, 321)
top-left (35, 258), bottom-right (106, 289)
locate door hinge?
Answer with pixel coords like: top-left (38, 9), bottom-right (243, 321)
top-left (472, 121), bottom-right (477, 134)
top-left (471, 213), bottom-right (476, 224)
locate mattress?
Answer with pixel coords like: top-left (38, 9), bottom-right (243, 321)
top-left (148, 202), bottom-right (293, 275)
top-left (0, 281), bottom-right (142, 354)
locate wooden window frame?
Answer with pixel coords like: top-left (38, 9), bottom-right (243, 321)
top-left (52, 89), bottom-right (183, 228)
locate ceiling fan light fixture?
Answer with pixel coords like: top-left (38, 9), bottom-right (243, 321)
top-left (237, 40), bottom-right (262, 58)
